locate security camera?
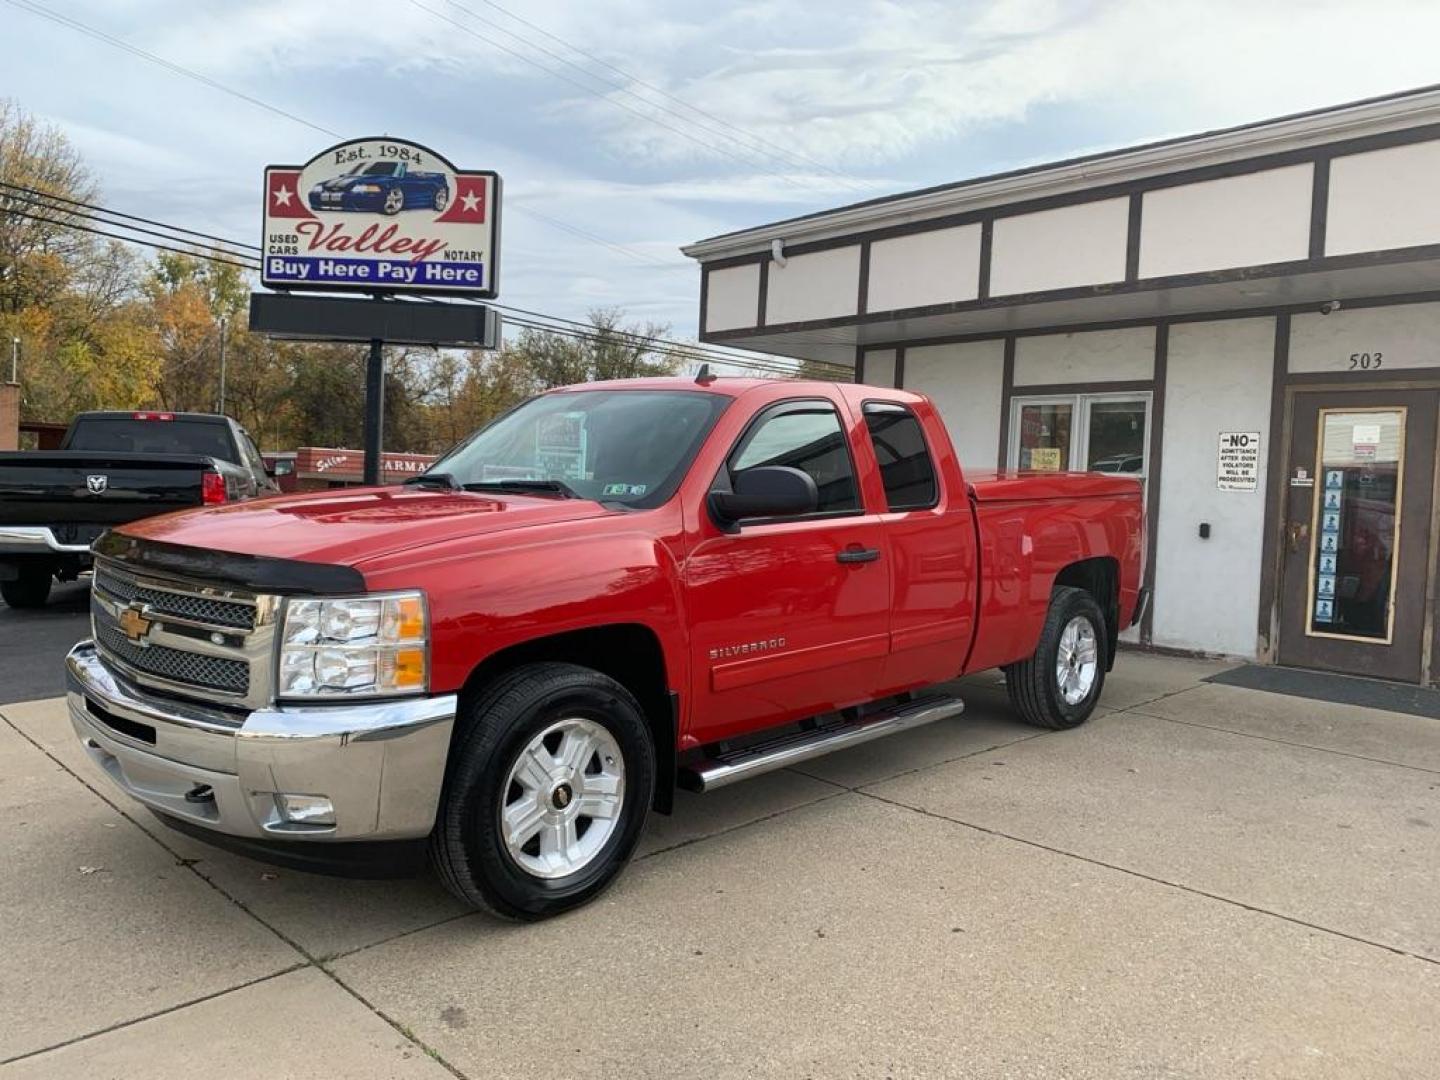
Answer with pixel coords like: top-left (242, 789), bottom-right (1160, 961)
top-left (1320, 300), bottom-right (1341, 315)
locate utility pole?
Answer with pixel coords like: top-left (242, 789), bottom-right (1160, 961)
top-left (363, 338), bottom-right (385, 485)
top-left (217, 316), bottom-right (229, 415)
top-left (9, 337), bottom-right (18, 383)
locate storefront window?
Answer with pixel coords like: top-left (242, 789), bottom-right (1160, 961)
top-left (1016, 402), bottom-right (1072, 471)
top-left (1010, 393), bottom-right (1150, 476)
top-left (1308, 408), bottom-right (1403, 641)
top-left (1085, 399), bottom-right (1148, 474)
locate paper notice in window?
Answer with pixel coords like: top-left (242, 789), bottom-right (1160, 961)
top-left (1352, 423), bottom-right (1380, 459)
top-left (1028, 447), bottom-right (1062, 471)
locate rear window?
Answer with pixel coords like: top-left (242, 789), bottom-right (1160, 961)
top-left (863, 402), bottom-right (938, 511)
top-left (67, 418), bottom-right (237, 463)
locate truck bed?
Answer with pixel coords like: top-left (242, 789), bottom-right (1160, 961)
top-left (967, 470), bottom-right (1145, 502)
top-left (0, 451), bottom-right (216, 543)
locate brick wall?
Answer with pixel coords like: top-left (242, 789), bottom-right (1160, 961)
top-left (0, 384), bottom-right (18, 451)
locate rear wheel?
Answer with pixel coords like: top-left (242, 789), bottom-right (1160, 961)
top-left (1, 570), bottom-right (52, 609)
top-left (433, 186), bottom-right (449, 212)
top-left (1004, 586), bottom-right (1107, 730)
top-left (430, 662), bottom-right (654, 920)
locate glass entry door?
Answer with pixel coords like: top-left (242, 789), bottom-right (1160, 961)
top-left (1278, 390), bottom-right (1437, 682)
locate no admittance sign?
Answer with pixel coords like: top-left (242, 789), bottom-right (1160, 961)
top-left (1217, 431), bottom-right (1261, 492)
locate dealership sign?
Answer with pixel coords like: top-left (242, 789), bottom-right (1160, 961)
top-left (262, 137), bottom-right (500, 298)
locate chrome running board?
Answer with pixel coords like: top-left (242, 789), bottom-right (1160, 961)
top-left (677, 694), bottom-right (965, 793)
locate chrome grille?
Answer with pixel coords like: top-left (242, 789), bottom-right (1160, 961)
top-left (95, 565), bottom-right (255, 630)
top-left (90, 557), bottom-right (278, 707)
top-left (94, 612), bottom-right (250, 694)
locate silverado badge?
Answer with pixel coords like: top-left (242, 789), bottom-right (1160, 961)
top-left (118, 605), bottom-right (153, 645)
top-left (85, 475), bottom-right (108, 494)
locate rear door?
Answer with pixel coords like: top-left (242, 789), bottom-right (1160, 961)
top-left (682, 398), bottom-right (891, 743)
top-left (859, 401), bottom-right (978, 688)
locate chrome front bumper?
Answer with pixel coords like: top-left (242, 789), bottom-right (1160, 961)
top-left (0, 526), bottom-right (93, 554)
top-left (66, 641), bottom-right (456, 842)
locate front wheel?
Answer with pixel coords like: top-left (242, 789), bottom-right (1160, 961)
top-left (430, 662), bottom-right (655, 920)
top-left (382, 188), bottom-right (404, 215)
top-left (1004, 586), bottom-right (1107, 730)
top-left (1, 569), bottom-right (52, 609)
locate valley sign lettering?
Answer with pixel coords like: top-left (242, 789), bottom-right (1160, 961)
top-left (263, 137), bottom-right (501, 298)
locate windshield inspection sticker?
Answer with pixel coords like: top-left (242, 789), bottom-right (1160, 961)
top-left (603, 483), bottom-right (648, 497)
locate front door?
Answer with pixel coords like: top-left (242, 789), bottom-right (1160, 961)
top-left (1278, 389), bottom-right (1437, 681)
top-left (683, 398), bottom-right (891, 744)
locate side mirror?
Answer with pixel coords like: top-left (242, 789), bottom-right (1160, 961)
top-left (709, 466), bottom-right (818, 529)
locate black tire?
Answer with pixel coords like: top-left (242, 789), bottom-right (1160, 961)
top-left (433, 186), bottom-right (448, 212)
top-left (1004, 586), bottom-right (1107, 730)
top-left (1, 571), bottom-right (52, 609)
top-left (382, 188), bottom-right (403, 215)
top-left (430, 662), bottom-right (655, 920)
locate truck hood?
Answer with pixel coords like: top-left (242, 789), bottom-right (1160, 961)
top-left (114, 487), bottom-right (613, 568)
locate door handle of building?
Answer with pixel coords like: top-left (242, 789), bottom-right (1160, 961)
top-left (837, 546), bottom-right (881, 564)
top-left (1286, 521), bottom-right (1308, 554)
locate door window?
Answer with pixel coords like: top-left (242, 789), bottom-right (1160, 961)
top-left (863, 402), bottom-right (937, 510)
top-left (729, 402), bottom-right (859, 513)
top-left (1308, 408), bottom-right (1404, 642)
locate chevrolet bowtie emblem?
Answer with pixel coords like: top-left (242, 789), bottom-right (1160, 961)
top-left (118, 604), bottom-right (153, 645)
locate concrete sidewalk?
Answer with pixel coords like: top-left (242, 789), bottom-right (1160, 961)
top-left (2, 654), bottom-right (1437, 1078)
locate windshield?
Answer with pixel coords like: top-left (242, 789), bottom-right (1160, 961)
top-left (346, 162), bottom-right (400, 177)
top-left (428, 390), bottom-right (729, 508)
top-left (67, 418), bottom-right (237, 462)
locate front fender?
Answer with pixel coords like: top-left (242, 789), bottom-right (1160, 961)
top-left (362, 529), bottom-right (688, 698)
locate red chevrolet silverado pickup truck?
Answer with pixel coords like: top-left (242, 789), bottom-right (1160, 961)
top-left (67, 377), bottom-right (1144, 919)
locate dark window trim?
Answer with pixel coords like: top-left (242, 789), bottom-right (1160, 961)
top-left (713, 396), bottom-right (864, 522)
top-left (861, 400), bottom-right (940, 512)
top-left (797, 286), bottom-right (1440, 362)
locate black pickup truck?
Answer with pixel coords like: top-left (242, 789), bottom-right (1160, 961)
top-left (0, 411), bottom-right (277, 608)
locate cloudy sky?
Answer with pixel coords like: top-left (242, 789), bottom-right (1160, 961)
top-left (7, 0), bottom-right (1440, 341)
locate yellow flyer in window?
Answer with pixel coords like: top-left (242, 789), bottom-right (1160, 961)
top-left (1029, 447), bottom-right (1062, 471)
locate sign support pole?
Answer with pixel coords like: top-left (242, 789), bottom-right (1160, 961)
top-left (363, 337), bottom-right (385, 486)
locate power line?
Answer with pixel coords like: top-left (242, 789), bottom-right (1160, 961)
top-left (425, 0), bottom-right (868, 195)
top-left (409, 0), bottom-right (813, 196)
top-left (8, 207), bottom-right (258, 270)
top-left (455, 1), bottom-right (869, 194)
top-left (1, 187), bottom-right (256, 260)
top-left (2, 181), bottom-right (845, 374)
top-left (4, 202), bottom-right (837, 378)
top-left (0, 179), bottom-right (263, 252)
top-left (3, 0), bottom-right (696, 278)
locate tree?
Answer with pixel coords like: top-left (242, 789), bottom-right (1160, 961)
top-left (0, 98), bottom-right (96, 315)
top-left (0, 100), bottom-right (159, 422)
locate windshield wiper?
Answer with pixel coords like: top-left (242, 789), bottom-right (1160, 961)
top-left (403, 472), bottom-right (459, 489)
top-left (461, 479), bottom-right (578, 499)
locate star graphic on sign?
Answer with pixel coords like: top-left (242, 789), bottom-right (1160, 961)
top-left (273, 185), bottom-right (293, 207)
top-left (460, 190), bottom-right (481, 213)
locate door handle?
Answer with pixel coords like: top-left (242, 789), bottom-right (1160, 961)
top-left (1286, 521), bottom-right (1308, 554)
top-left (837, 546), bottom-right (881, 564)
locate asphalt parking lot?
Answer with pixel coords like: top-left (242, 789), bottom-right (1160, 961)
top-left (2, 651), bottom-right (1438, 1078)
top-left (0, 579), bottom-right (90, 704)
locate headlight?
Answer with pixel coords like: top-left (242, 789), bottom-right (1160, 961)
top-left (354, 183), bottom-right (381, 193)
top-left (278, 591), bottom-right (427, 698)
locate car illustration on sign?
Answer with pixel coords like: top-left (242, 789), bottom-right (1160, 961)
top-left (308, 161), bottom-right (450, 215)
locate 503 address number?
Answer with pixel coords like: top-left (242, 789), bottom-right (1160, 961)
top-left (1349, 351), bottom-right (1383, 370)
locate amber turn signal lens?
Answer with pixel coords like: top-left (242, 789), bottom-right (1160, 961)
top-left (386, 596), bottom-right (426, 642)
top-left (390, 648), bottom-right (426, 689)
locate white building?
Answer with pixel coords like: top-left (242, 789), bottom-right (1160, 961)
top-left (684, 86), bottom-right (1440, 684)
